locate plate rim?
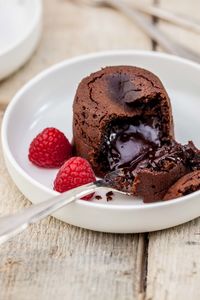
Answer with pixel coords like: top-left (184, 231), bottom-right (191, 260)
top-left (0, 0), bottom-right (42, 58)
top-left (2, 49), bottom-right (200, 211)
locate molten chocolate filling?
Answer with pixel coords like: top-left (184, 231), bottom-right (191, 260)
top-left (104, 118), bottom-right (161, 170)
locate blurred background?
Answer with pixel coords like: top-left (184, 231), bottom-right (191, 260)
top-left (0, 0), bottom-right (200, 106)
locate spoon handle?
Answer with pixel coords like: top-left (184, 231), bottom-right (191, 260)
top-left (0, 182), bottom-right (100, 245)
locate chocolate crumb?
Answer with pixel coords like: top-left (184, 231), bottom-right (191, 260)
top-left (95, 195), bottom-right (102, 200)
top-left (106, 191), bottom-right (114, 201)
top-left (107, 196), bottom-right (113, 201)
top-left (106, 191), bottom-right (114, 197)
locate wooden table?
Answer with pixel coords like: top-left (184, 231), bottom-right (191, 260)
top-left (1, 1), bottom-right (200, 299)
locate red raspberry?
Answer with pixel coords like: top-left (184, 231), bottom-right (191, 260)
top-left (28, 127), bottom-right (72, 168)
top-left (53, 157), bottom-right (96, 200)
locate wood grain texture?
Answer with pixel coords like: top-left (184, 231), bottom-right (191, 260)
top-left (0, 0), bottom-right (152, 105)
top-left (146, 219), bottom-right (200, 300)
top-left (145, 1), bottom-right (200, 300)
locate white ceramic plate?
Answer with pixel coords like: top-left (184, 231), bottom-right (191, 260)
top-left (0, 0), bottom-right (42, 80)
top-left (2, 50), bottom-right (200, 233)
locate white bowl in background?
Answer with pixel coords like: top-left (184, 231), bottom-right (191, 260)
top-left (2, 50), bottom-right (200, 233)
top-left (0, 0), bottom-right (42, 80)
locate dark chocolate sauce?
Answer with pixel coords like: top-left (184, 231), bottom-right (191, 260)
top-left (105, 119), bottom-right (161, 170)
top-left (131, 141), bottom-right (200, 174)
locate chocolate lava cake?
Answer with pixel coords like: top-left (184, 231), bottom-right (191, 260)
top-left (73, 66), bottom-right (174, 176)
top-left (73, 66), bottom-right (200, 202)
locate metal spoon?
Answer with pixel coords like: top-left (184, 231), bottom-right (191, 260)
top-left (0, 169), bottom-right (130, 245)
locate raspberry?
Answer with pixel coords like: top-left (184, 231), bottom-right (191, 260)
top-left (53, 157), bottom-right (96, 200)
top-left (28, 127), bottom-right (72, 168)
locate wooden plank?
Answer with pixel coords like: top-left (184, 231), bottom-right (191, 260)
top-left (146, 219), bottom-right (200, 300)
top-left (0, 0), bottom-right (152, 106)
top-left (146, 1), bottom-right (200, 299)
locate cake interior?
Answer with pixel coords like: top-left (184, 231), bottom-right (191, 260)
top-left (105, 117), bottom-right (161, 170)
top-left (97, 115), bottom-right (164, 173)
